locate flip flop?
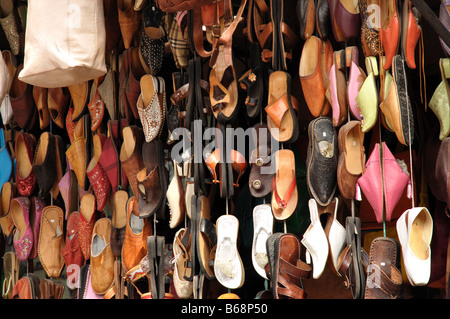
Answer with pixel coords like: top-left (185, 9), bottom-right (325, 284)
top-left (251, 204), bottom-right (273, 279)
top-left (214, 214), bottom-right (245, 289)
top-left (265, 71), bottom-right (299, 143)
top-left (271, 149), bottom-right (298, 220)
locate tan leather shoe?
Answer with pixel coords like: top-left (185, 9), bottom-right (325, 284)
top-left (0, 182), bottom-right (16, 237)
top-left (79, 194), bottom-right (98, 260)
top-left (38, 206), bottom-right (65, 278)
top-left (121, 196), bottom-right (152, 272)
top-left (120, 126), bottom-right (144, 197)
top-left (66, 136), bottom-right (87, 190)
top-left (90, 218), bottom-right (115, 295)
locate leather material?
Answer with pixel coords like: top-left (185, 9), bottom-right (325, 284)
top-left (0, 182), bottom-right (15, 237)
top-left (88, 91), bottom-right (105, 131)
top-left (364, 237), bottom-right (403, 299)
top-left (33, 132), bottom-right (57, 199)
top-left (33, 86), bottom-right (49, 129)
top-left (79, 194), bottom-right (98, 260)
top-left (359, 0), bottom-right (382, 57)
top-left (39, 278), bottom-right (64, 299)
top-left (29, 196), bottom-right (45, 260)
top-left (329, 50), bottom-right (348, 127)
top-left (316, 0), bottom-right (330, 40)
top-left (429, 58), bottom-right (450, 140)
top-left (439, 0), bottom-right (450, 56)
top-left (380, 0), bottom-right (400, 70)
top-left (155, 0), bottom-right (214, 12)
top-left (15, 132), bottom-right (37, 197)
top-left (87, 157), bottom-right (111, 212)
top-left (66, 137), bottom-right (87, 190)
top-left (120, 126), bottom-right (144, 198)
top-left (379, 55), bottom-right (414, 146)
top-left (12, 274), bottom-right (40, 299)
top-left (435, 138), bottom-right (450, 208)
top-left (296, 0), bottom-right (316, 40)
top-left (401, 0), bottom-right (421, 69)
top-left (111, 190), bottom-right (128, 258)
top-left (249, 124), bottom-right (273, 198)
top-left (90, 218), bottom-right (115, 295)
top-left (306, 117), bottom-right (338, 206)
top-left (334, 0), bottom-right (360, 40)
top-left (103, 0), bottom-right (121, 52)
top-left (68, 80), bottom-right (91, 122)
top-left (121, 196), bottom-right (152, 273)
top-left (10, 65), bottom-right (37, 130)
top-left (0, 0), bottom-right (20, 56)
top-left (337, 121), bottom-right (365, 199)
top-left (356, 56), bottom-right (379, 132)
top-left (61, 211), bottom-right (85, 287)
top-left (58, 169), bottom-right (79, 219)
top-left (10, 197), bottom-right (33, 261)
top-left (118, 0), bottom-right (141, 49)
top-left (346, 46), bottom-right (366, 121)
top-left (38, 206), bottom-right (65, 278)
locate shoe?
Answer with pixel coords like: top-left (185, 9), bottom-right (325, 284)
top-left (251, 204), bottom-right (273, 279)
top-left (9, 65), bottom-right (37, 130)
top-left (301, 198), bottom-right (329, 279)
top-left (322, 198), bottom-right (346, 274)
top-left (356, 56), bottom-right (379, 132)
top-left (328, 50), bottom-right (348, 127)
top-left (10, 197), bottom-right (33, 261)
top-left (296, 0), bottom-right (316, 40)
top-left (61, 211), bottom-right (85, 286)
top-left (214, 214), bottom-right (244, 289)
top-left (79, 194), bottom-right (98, 260)
top-left (172, 228), bottom-right (194, 298)
top-left (38, 205), bottom-right (65, 278)
top-left (380, 0), bottom-right (400, 70)
top-left (249, 124), bottom-right (274, 198)
top-left (0, 128), bottom-right (12, 191)
top-left (2, 251), bottom-right (19, 299)
top-left (111, 190), bottom-right (128, 258)
top-left (0, 182), bottom-right (15, 237)
top-left (439, 0), bottom-right (450, 56)
top-left (265, 71), bottom-right (299, 143)
top-left (90, 218), bottom-right (115, 295)
top-left (68, 80), bottom-right (92, 122)
top-left (364, 237), bottom-right (403, 299)
top-left (396, 207), bottom-right (433, 286)
top-left (434, 137), bottom-right (450, 209)
top-left (401, 0), bottom-right (421, 69)
top-left (33, 132), bottom-right (57, 199)
top-left (337, 120), bottom-right (365, 199)
top-left (29, 196), bottom-right (45, 260)
top-left (48, 87), bottom-right (70, 129)
top-left (306, 117), bottom-right (338, 206)
top-left (15, 132), bottom-right (37, 197)
top-left (334, 0), bottom-right (360, 41)
top-left (345, 46), bottom-right (366, 121)
top-left (167, 160), bottom-right (185, 229)
top-left (380, 55), bottom-right (414, 146)
top-left (66, 136), bottom-right (87, 190)
top-left (196, 195), bottom-right (217, 280)
top-left (429, 58), bottom-right (450, 140)
top-left (266, 233), bottom-right (311, 299)
top-left (33, 86), bottom-right (49, 130)
top-left (117, 0), bottom-right (141, 49)
top-left (0, 0), bottom-right (20, 55)
top-left (271, 149), bottom-right (298, 220)
top-left (58, 169), bottom-right (79, 219)
top-left (87, 91), bottom-right (105, 132)
top-left (120, 125), bottom-right (144, 197)
top-left (121, 196), bottom-right (152, 272)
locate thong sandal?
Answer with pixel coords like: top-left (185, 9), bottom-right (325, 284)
top-left (209, 45), bottom-right (239, 123)
top-left (196, 195), bottom-right (217, 280)
top-left (214, 214), bottom-right (245, 289)
top-left (252, 204), bottom-right (273, 279)
top-left (271, 149), bottom-right (297, 220)
top-left (266, 233), bottom-right (311, 299)
top-left (265, 71), bottom-right (299, 143)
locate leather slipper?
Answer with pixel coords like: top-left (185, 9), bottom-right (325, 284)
top-left (168, 160), bottom-right (185, 229)
top-left (271, 149), bottom-right (297, 221)
top-left (265, 71), bottom-right (299, 143)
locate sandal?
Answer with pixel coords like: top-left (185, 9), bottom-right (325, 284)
top-left (183, 195), bottom-right (198, 281)
top-left (271, 149), bottom-right (297, 220)
top-left (196, 195), bottom-right (217, 280)
top-left (364, 237), bottom-right (403, 299)
top-left (249, 123), bottom-right (273, 198)
top-left (252, 204), bottom-right (273, 279)
top-left (214, 214), bottom-right (245, 289)
top-left (172, 227), bottom-right (194, 298)
top-left (265, 70), bottom-right (299, 143)
top-left (266, 232), bottom-right (311, 299)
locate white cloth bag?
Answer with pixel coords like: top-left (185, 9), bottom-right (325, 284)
top-left (19, 0), bottom-right (107, 88)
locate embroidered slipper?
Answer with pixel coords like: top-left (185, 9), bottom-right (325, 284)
top-left (271, 149), bottom-right (297, 221)
top-left (265, 71), bottom-right (299, 143)
top-left (251, 204), bottom-right (273, 279)
top-left (214, 214), bottom-right (244, 289)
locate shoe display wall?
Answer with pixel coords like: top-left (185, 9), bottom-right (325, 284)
top-left (0, 0), bottom-right (448, 302)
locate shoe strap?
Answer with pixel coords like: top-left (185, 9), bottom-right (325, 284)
top-left (271, 174), bottom-right (296, 210)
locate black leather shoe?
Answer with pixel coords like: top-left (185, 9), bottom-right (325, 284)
top-left (306, 116), bottom-right (338, 206)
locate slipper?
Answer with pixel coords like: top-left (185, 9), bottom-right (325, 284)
top-left (172, 228), bottom-right (194, 298)
top-left (271, 149), bottom-right (298, 221)
top-left (183, 195), bottom-right (198, 281)
top-left (265, 71), bottom-right (299, 143)
top-left (196, 195), bottom-right (217, 280)
top-left (355, 56), bottom-right (379, 132)
top-left (168, 160), bottom-right (185, 229)
top-left (327, 49), bottom-right (348, 127)
top-left (2, 251), bottom-right (18, 299)
top-left (364, 237), bottom-right (403, 299)
top-left (296, 0), bottom-right (316, 40)
top-left (251, 204), bottom-right (273, 279)
top-left (345, 46), bottom-right (366, 121)
top-left (266, 232), bottom-right (311, 299)
top-left (214, 214), bottom-right (245, 289)
top-left (429, 58), bottom-right (450, 140)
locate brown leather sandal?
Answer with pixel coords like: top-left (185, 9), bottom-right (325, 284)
top-left (271, 149), bottom-right (297, 220)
